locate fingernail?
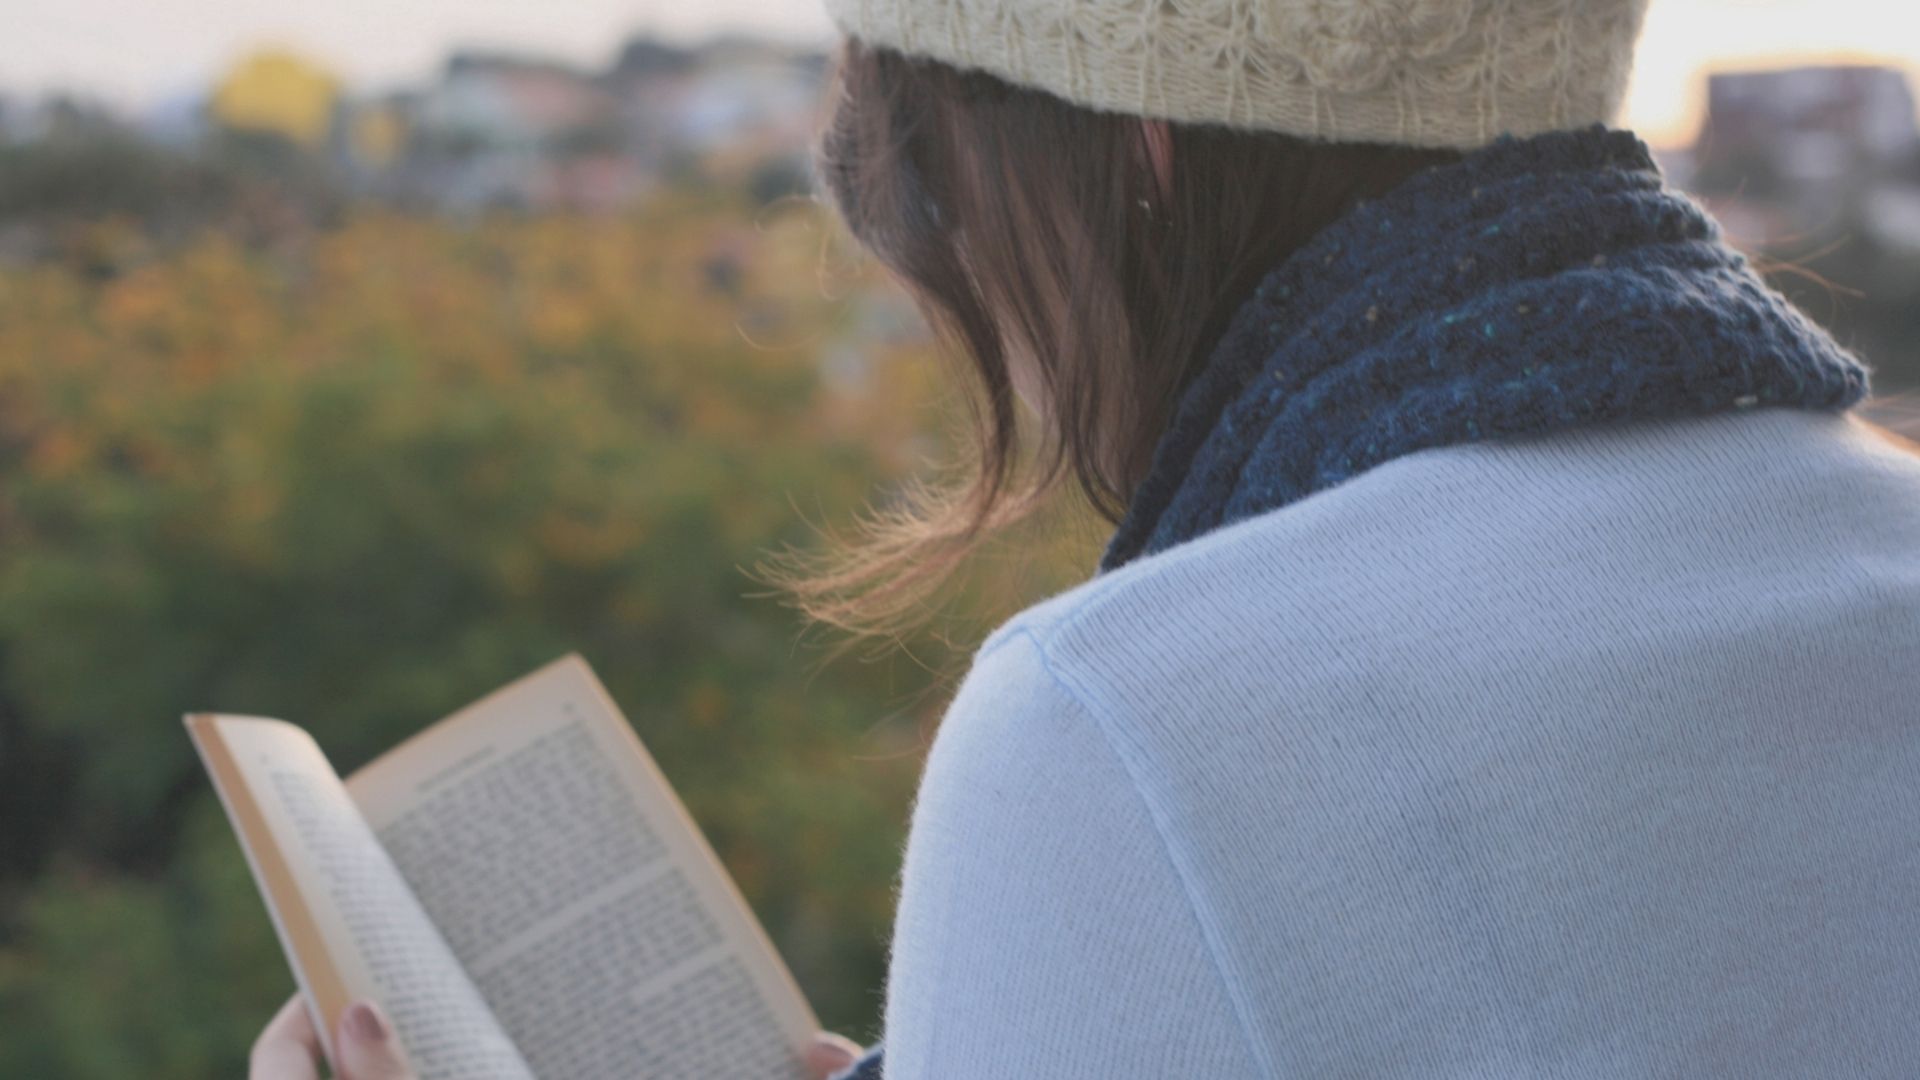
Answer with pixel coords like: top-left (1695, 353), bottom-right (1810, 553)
top-left (345, 1001), bottom-right (390, 1043)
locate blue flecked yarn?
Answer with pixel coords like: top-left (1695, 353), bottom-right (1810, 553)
top-left (1099, 123), bottom-right (1874, 573)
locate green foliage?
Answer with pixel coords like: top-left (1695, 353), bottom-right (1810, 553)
top-left (0, 190), bottom-right (1094, 1074)
top-left (0, 804), bottom-right (291, 1076)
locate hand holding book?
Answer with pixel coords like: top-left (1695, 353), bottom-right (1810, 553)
top-left (191, 654), bottom-right (835, 1080)
top-left (245, 992), bottom-right (865, 1080)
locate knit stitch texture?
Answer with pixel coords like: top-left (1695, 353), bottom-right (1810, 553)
top-left (1102, 122), bottom-right (1873, 570)
top-left (820, 0), bottom-right (1651, 147)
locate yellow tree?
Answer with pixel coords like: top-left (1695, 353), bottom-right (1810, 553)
top-left (210, 46), bottom-right (341, 148)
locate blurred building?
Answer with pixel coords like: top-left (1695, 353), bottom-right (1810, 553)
top-left (316, 36), bottom-right (829, 215)
top-left (1702, 65), bottom-right (1918, 179)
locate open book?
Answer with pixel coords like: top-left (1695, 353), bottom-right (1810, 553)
top-left (187, 654), bottom-right (819, 1079)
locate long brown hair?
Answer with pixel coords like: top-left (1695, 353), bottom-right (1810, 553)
top-left (761, 38), bottom-right (1465, 637)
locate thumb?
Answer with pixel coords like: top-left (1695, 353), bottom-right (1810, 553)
top-left (334, 1001), bottom-right (415, 1080)
top-left (804, 1031), bottom-right (863, 1080)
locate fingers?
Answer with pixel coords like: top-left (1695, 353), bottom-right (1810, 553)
top-left (803, 1031), bottom-right (864, 1080)
top-left (250, 995), bottom-right (322, 1080)
top-left (335, 1001), bottom-right (417, 1080)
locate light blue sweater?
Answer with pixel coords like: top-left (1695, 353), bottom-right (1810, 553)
top-left (878, 405), bottom-right (1920, 1077)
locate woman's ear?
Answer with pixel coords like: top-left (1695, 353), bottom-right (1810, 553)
top-left (1140, 118), bottom-right (1174, 206)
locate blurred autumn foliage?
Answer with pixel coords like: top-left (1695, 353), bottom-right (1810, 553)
top-left (0, 168), bottom-right (1101, 1074)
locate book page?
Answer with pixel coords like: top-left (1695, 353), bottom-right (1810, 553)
top-left (347, 654), bottom-right (819, 1080)
top-left (187, 715), bottom-right (536, 1080)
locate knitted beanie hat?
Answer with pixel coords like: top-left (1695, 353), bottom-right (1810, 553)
top-left (818, 0), bottom-right (1654, 149)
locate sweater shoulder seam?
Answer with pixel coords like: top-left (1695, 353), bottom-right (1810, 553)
top-left (998, 626), bottom-right (1272, 1079)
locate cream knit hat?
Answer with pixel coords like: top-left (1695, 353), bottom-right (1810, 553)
top-left (819, 0), bottom-right (1653, 149)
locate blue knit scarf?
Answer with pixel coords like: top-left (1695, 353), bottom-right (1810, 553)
top-left (1100, 122), bottom-right (1872, 572)
top-left (824, 123), bottom-right (1872, 1080)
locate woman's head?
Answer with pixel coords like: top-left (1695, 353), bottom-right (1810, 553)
top-left (771, 38), bottom-right (1461, 634)
top-left (772, 0), bottom-right (1649, 641)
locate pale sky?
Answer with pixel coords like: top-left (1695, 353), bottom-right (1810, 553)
top-left (5, 0), bottom-right (1919, 147)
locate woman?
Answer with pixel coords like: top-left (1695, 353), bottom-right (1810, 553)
top-left (256, 0), bottom-right (1920, 1076)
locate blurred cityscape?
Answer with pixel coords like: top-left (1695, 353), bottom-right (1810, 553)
top-left (1, 32), bottom-right (1917, 1079)
top-left (3, 38), bottom-right (1917, 401)
top-left (0, 35), bottom-right (831, 233)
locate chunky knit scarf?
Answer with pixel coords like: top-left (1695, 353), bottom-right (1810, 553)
top-left (825, 122), bottom-right (1873, 1080)
top-left (1100, 122), bottom-right (1873, 571)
